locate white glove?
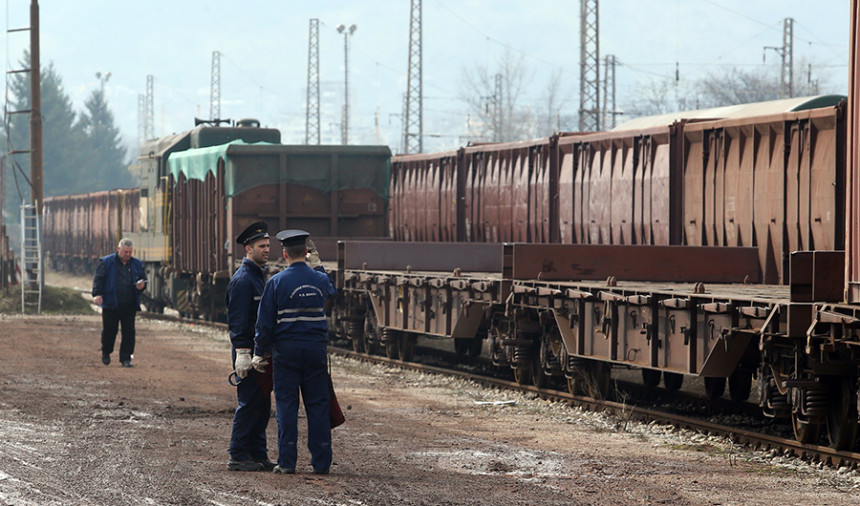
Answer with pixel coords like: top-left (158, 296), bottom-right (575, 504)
top-left (306, 249), bottom-right (322, 268)
top-left (234, 348), bottom-right (253, 379)
top-left (251, 354), bottom-right (270, 373)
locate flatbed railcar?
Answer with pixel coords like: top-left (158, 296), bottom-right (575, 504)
top-left (331, 239), bottom-right (860, 451)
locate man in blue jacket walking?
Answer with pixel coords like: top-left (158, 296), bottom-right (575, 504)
top-left (252, 229), bottom-right (336, 475)
top-left (92, 238), bottom-right (147, 367)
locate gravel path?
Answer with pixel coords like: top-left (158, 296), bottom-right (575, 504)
top-left (0, 311), bottom-right (857, 505)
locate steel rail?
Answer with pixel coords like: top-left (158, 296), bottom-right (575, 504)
top-left (140, 311), bottom-right (860, 469)
top-left (329, 346), bottom-right (860, 470)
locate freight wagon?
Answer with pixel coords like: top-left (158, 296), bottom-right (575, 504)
top-left (43, 188), bottom-right (140, 273)
top-left (43, 119), bottom-right (391, 321)
top-left (390, 95), bottom-right (846, 285)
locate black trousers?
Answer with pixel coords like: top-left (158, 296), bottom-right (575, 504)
top-left (101, 306), bottom-right (137, 362)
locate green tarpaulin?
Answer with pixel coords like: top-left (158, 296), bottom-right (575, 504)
top-left (166, 140), bottom-right (391, 199)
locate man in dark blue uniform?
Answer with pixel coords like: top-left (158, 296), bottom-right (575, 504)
top-left (252, 229), bottom-right (336, 475)
top-left (225, 222), bottom-right (275, 472)
top-left (92, 238), bottom-right (147, 368)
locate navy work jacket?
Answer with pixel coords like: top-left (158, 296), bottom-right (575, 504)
top-left (225, 258), bottom-right (267, 350)
top-left (254, 261), bottom-right (336, 355)
top-left (92, 252), bottom-right (147, 310)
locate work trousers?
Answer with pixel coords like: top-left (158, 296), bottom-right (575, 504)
top-left (101, 306), bottom-right (137, 362)
top-left (272, 345), bottom-right (332, 471)
top-left (229, 354), bottom-right (273, 462)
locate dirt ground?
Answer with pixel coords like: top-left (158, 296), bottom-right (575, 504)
top-left (0, 275), bottom-right (859, 505)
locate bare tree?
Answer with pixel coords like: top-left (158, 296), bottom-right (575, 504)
top-left (459, 49), bottom-right (531, 143)
top-left (793, 56), bottom-right (838, 96)
top-left (623, 59), bottom-right (838, 125)
top-left (694, 67), bottom-right (782, 108)
top-left (536, 69), bottom-right (576, 136)
top-left (621, 77), bottom-right (677, 118)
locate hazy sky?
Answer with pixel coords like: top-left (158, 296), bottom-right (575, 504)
top-left (0, 1), bottom-right (851, 155)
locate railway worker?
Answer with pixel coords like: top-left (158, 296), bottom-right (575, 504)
top-left (225, 221), bottom-right (276, 472)
top-left (252, 229), bottom-right (336, 475)
top-left (92, 238), bottom-right (147, 368)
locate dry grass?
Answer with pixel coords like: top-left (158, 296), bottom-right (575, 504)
top-left (0, 284), bottom-right (94, 314)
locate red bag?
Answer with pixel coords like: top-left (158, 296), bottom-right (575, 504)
top-left (329, 374), bottom-right (345, 428)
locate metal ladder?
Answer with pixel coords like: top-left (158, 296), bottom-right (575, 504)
top-left (20, 203), bottom-right (41, 314)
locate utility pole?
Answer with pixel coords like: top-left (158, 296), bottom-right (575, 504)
top-left (28, 0), bottom-right (42, 216)
top-left (145, 75), bottom-right (154, 140)
top-left (782, 17), bottom-right (794, 98)
top-left (9, 0), bottom-right (45, 310)
top-left (210, 51), bottom-right (221, 121)
top-left (306, 19), bottom-right (320, 145)
top-left (137, 94), bottom-right (146, 150)
top-left (764, 17), bottom-right (794, 98)
top-left (602, 54), bottom-right (618, 129)
top-left (400, 93), bottom-right (407, 153)
top-left (404, 0), bottom-right (423, 153)
top-left (493, 73), bottom-right (503, 142)
top-left (579, 0), bottom-right (600, 131)
top-left (336, 24), bottom-right (356, 145)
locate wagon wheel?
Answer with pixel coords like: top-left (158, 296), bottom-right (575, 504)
top-left (728, 368), bottom-right (752, 402)
top-left (384, 341), bottom-right (398, 359)
top-left (826, 378), bottom-right (859, 451)
top-left (397, 334), bottom-right (416, 362)
top-left (663, 372), bottom-right (684, 392)
top-left (641, 369), bottom-right (662, 388)
top-left (363, 312), bottom-right (380, 355)
top-left (704, 377), bottom-right (726, 400)
top-left (567, 376), bottom-right (580, 395)
top-left (566, 361), bottom-right (588, 396)
top-left (530, 339), bottom-right (552, 389)
top-left (532, 353), bottom-right (548, 390)
top-left (351, 327), bottom-right (365, 353)
top-left (346, 317), bottom-right (365, 353)
top-left (791, 413), bottom-right (820, 444)
top-left (514, 364), bottom-right (534, 386)
top-left (383, 328), bottom-right (398, 359)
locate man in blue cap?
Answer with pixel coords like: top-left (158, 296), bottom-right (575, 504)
top-left (252, 229), bottom-right (335, 474)
top-left (225, 221), bottom-right (276, 472)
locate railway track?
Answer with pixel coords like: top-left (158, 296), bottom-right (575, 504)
top-left (142, 310), bottom-right (860, 469)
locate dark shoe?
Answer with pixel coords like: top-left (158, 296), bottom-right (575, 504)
top-left (227, 459), bottom-right (265, 472)
top-left (254, 458), bottom-right (276, 471)
top-left (101, 353), bottom-right (110, 365)
top-left (273, 465), bottom-right (295, 474)
top-left (312, 468), bottom-right (330, 475)
top-left (121, 360), bottom-right (133, 368)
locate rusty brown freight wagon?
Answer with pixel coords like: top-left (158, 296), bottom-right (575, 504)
top-left (681, 104), bottom-right (846, 284)
top-left (165, 141), bottom-right (390, 319)
top-left (43, 188), bottom-right (139, 273)
top-left (390, 95), bottom-right (845, 285)
top-left (389, 138), bottom-right (556, 244)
